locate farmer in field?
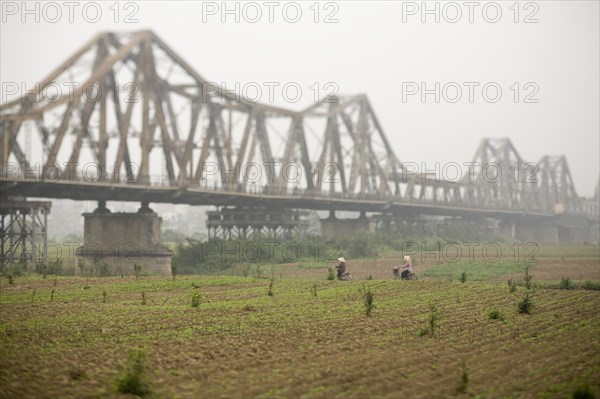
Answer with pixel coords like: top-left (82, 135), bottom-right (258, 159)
top-left (335, 257), bottom-right (347, 280)
top-left (400, 255), bottom-right (413, 280)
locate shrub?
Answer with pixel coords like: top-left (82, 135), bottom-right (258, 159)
top-left (141, 292), bottom-right (146, 305)
top-left (77, 259), bottom-right (86, 275)
top-left (253, 265), bottom-right (264, 279)
top-left (518, 292), bottom-right (533, 314)
top-left (344, 231), bottom-right (378, 259)
top-left (7, 274), bottom-right (14, 285)
top-left (242, 264), bottom-right (250, 278)
top-left (171, 239), bottom-right (233, 274)
top-left (116, 349), bottom-right (151, 396)
top-left (560, 277), bottom-right (572, 290)
top-left (459, 272), bottom-right (467, 284)
top-left (366, 274), bottom-right (373, 281)
top-left (41, 258), bottom-right (64, 277)
top-left (582, 280), bottom-right (600, 291)
top-left (572, 384), bottom-right (595, 399)
top-left (96, 260), bottom-right (110, 277)
top-left (191, 292), bottom-right (201, 308)
top-left (488, 308), bottom-right (503, 321)
top-left (326, 268), bottom-right (335, 280)
top-left (161, 228), bottom-right (186, 244)
top-left (102, 290), bottom-right (107, 303)
top-left (311, 283), bottom-right (317, 297)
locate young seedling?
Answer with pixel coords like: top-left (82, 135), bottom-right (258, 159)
top-left (102, 290), bottom-right (107, 303)
top-left (191, 292), bottom-right (201, 308)
top-left (141, 291), bottom-right (146, 305)
top-left (488, 308), bottom-right (504, 321)
top-left (507, 277), bottom-right (517, 293)
top-left (311, 283), bottom-right (318, 298)
top-left (134, 264), bottom-right (142, 280)
top-left (7, 274), bottom-right (14, 285)
top-left (459, 272), bottom-right (467, 284)
top-left (170, 261), bottom-right (177, 282)
top-left (50, 289), bottom-right (55, 303)
top-left (326, 268), bottom-right (335, 281)
top-left (456, 359), bottom-right (469, 393)
top-left (524, 266), bottom-right (533, 290)
top-left (267, 278), bottom-right (274, 297)
top-left (428, 303), bottom-right (441, 336)
top-left (77, 259), bottom-right (86, 276)
top-left (361, 284), bottom-right (375, 317)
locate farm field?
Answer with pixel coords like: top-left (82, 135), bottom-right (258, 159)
top-left (0, 244), bottom-right (599, 398)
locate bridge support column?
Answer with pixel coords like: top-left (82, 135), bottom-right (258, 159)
top-left (0, 198), bottom-right (51, 272)
top-left (320, 211), bottom-right (374, 239)
top-left (76, 202), bottom-right (172, 275)
top-left (500, 218), bottom-right (559, 244)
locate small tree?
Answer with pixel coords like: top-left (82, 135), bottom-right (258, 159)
top-left (518, 292), bottom-right (533, 314)
top-left (361, 284), bottom-right (375, 317)
top-left (170, 260), bottom-right (177, 281)
top-left (134, 263), bottom-right (142, 280)
top-left (428, 303), bottom-right (441, 336)
top-left (267, 278), bottom-right (274, 296)
top-left (456, 359), bottom-right (469, 393)
top-left (524, 266), bottom-right (533, 290)
top-left (116, 349), bottom-right (151, 396)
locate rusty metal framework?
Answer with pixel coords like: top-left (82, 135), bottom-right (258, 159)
top-left (460, 138), bottom-right (534, 209)
top-left (0, 200), bottom-right (50, 270)
top-left (0, 31), bottom-right (592, 221)
top-left (536, 155), bottom-right (582, 214)
top-left (207, 207), bottom-right (309, 240)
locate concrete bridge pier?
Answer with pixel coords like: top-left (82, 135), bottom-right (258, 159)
top-left (76, 201), bottom-right (172, 276)
top-left (499, 218), bottom-right (560, 244)
top-left (499, 216), bottom-right (599, 244)
top-left (320, 211), bottom-right (375, 239)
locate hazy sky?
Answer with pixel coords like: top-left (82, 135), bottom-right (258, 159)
top-left (1, 0), bottom-right (599, 196)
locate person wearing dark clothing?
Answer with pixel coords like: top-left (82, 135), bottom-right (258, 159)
top-left (335, 257), bottom-right (346, 279)
top-left (401, 255), bottom-right (413, 280)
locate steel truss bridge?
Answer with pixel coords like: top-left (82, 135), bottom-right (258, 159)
top-left (0, 31), bottom-right (598, 249)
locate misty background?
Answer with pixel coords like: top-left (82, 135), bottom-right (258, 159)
top-left (1, 0), bottom-right (598, 239)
